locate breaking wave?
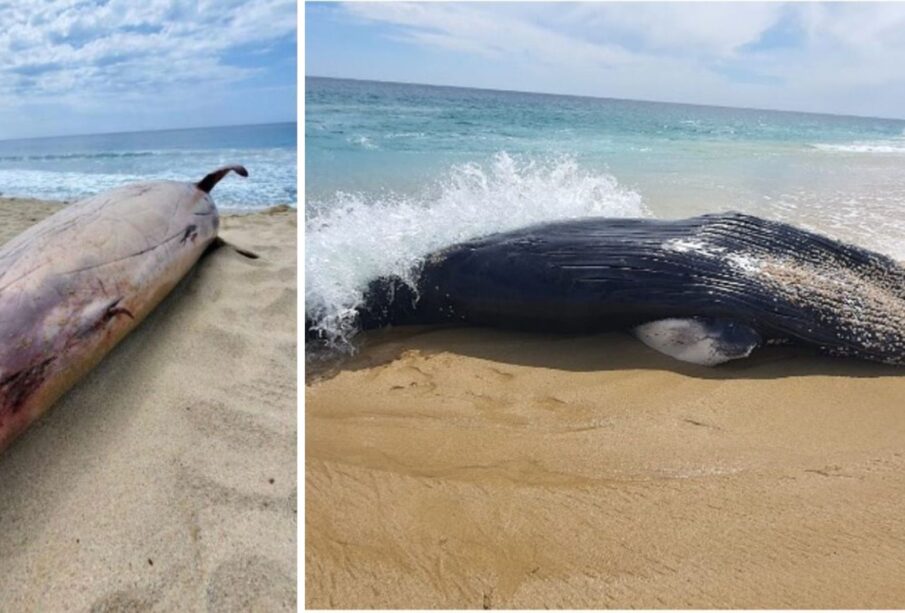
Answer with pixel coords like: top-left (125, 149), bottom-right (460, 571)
top-left (812, 140), bottom-right (905, 154)
top-left (0, 147), bottom-right (297, 208)
top-left (305, 152), bottom-right (648, 348)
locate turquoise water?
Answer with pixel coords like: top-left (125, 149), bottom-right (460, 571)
top-left (306, 76), bottom-right (905, 343)
top-left (0, 122), bottom-right (297, 209)
top-left (307, 76), bottom-right (905, 209)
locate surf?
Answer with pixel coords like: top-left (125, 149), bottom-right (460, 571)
top-left (305, 152), bottom-right (647, 348)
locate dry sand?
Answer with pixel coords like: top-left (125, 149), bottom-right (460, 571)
top-left (0, 198), bottom-right (297, 611)
top-left (307, 325), bottom-right (905, 609)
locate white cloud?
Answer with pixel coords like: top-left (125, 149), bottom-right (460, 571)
top-left (558, 3), bottom-right (784, 57)
top-left (0, 0), bottom-right (295, 107)
top-left (345, 3), bottom-right (636, 69)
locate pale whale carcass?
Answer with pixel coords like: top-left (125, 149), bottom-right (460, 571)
top-left (0, 165), bottom-right (247, 453)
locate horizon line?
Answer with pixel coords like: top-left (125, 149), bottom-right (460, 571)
top-left (306, 74), bottom-right (905, 125)
top-left (0, 119), bottom-right (298, 145)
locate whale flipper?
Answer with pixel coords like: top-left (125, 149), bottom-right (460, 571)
top-left (633, 317), bottom-right (762, 366)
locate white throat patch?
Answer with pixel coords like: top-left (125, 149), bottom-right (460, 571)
top-left (633, 318), bottom-right (759, 366)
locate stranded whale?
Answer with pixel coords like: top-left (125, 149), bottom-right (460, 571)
top-left (0, 165), bottom-right (247, 454)
top-left (324, 212), bottom-right (905, 367)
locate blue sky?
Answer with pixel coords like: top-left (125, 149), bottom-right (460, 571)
top-left (307, 2), bottom-right (905, 120)
top-left (0, 0), bottom-right (297, 140)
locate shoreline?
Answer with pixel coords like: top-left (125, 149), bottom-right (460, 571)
top-left (307, 324), bottom-right (905, 608)
top-left (0, 197), bottom-right (298, 610)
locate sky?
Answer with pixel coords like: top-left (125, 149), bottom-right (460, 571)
top-left (0, 0), bottom-right (297, 140)
top-left (307, 2), bottom-right (905, 120)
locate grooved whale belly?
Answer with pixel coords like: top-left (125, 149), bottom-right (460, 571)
top-left (351, 213), bottom-right (905, 366)
top-left (0, 166), bottom-right (247, 453)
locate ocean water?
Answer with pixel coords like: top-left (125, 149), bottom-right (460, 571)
top-left (306, 76), bottom-right (905, 345)
top-left (0, 122), bottom-right (297, 209)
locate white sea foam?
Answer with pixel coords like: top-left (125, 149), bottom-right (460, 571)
top-left (812, 140), bottom-right (905, 154)
top-left (725, 252), bottom-right (763, 275)
top-left (348, 135), bottom-right (378, 149)
top-left (305, 152), bottom-right (648, 347)
top-left (0, 148), bottom-right (297, 208)
top-left (662, 237), bottom-right (764, 276)
top-left (662, 238), bottom-right (725, 258)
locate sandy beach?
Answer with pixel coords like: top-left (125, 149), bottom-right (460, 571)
top-left (0, 198), bottom-right (297, 611)
top-left (306, 325), bottom-right (905, 608)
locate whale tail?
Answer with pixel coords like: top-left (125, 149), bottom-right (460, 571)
top-left (196, 165), bottom-right (249, 193)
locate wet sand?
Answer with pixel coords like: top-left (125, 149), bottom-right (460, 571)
top-left (0, 198), bottom-right (297, 611)
top-left (306, 325), bottom-right (905, 608)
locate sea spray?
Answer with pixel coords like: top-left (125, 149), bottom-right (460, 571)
top-left (305, 152), bottom-right (647, 348)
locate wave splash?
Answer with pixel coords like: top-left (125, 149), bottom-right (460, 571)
top-left (305, 152), bottom-right (647, 348)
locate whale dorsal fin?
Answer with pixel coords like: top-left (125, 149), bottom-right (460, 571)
top-left (196, 165), bottom-right (249, 193)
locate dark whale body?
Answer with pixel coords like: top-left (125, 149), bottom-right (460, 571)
top-left (349, 212), bottom-right (905, 365)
